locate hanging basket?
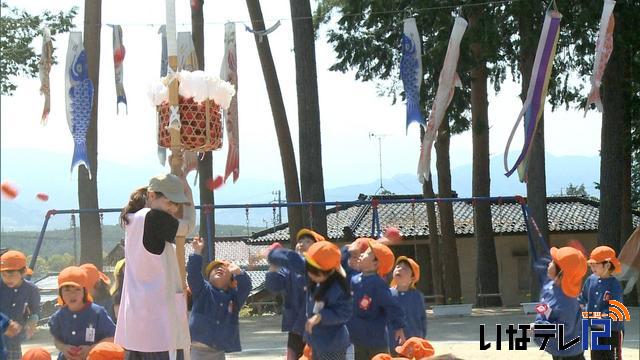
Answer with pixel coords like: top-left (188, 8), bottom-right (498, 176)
top-left (157, 96), bottom-right (223, 152)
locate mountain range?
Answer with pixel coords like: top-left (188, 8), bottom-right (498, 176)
top-left (0, 149), bottom-right (599, 230)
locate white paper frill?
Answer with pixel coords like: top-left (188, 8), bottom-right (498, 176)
top-left (148, 70), bottom-right (236, 110)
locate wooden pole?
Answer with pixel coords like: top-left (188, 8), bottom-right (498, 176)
top-left (165, 0), bottom-right (186, 285)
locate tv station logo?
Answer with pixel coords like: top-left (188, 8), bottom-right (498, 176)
top-left (479, 300), bottom-right (630, 352)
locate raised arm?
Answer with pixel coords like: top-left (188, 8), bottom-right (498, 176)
top-left (186, 237), bottom-right (208, 297)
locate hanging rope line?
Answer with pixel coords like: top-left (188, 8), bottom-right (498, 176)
top-left (62, 0), bottom-right (522, 28)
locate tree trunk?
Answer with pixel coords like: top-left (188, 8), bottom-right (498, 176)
top-left (289, 0), bottom-right (327, 235)
top-left (621, 127), bottom-right (632, 242)
top-left (599, 7), bottom-right (628, 252)
top-left (79, 0), bottom-right (102, 268)
top-left (191, 0), bottom-right (215, 258)
top-left (434, 120), bottom-right (462, 304)
top-left (469, 13), bottom-right (502, 306)
top-left (516, 2), bottom-right (547, 301)
top-left (422, 174), bottom-right (444, 304)
top-left (246, 0), bottom-right (303, 245)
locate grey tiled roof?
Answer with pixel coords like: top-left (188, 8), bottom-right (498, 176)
top-left (248, 196), bottom-right (640, 243)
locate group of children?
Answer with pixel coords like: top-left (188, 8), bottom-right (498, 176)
top-left (264, 228), bottom-right (431, 360)
top-left (531, 245), bottom-right (625, 360)
top-left (0, 173), bottom-right (628, 360)
top-left (1, 250), bottom-right (124, 360)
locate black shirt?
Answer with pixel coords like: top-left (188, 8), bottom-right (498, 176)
top-left (142, 209), bottom-right (179, 255)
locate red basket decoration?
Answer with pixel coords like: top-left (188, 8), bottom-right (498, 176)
top-left (157, 96), bottom-right (223, 152)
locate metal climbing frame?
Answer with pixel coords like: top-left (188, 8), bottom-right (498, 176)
top-left (30, 195), bottom-right (545, 276)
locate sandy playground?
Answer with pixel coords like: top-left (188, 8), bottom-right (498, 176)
top-left (22, 307), bottom-right (639, 359)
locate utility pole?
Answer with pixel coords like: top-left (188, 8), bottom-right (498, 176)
top-left (369, 132), bottom-right (390, 194)
top-left (272, 190), bottom-right (282, 224)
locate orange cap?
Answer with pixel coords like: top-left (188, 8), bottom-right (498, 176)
top-left (297, 228), bottom-right (326, 243)
top-left (58, 266), bottom-right (90, 289)
top-left (371, 354), bottom-right (394, 360)
top-left (304, 241), bottom-right (345, 276)
top-left (0, 250), bottom-right (32, 275)
top-left (80, 263), bottom-right (111, 287)
top-left (587, 246), bottom-right (621, 273)
top-left (57, 266), bottom-right (92, 305)
top-left (550, 247), bottom-right (587, 297)
top-left (22, 348), bottom-right (51, 360)
top-left (383, 227), bottom-right (402, 242)
top-left (87, 342), bottom-right (125, 360)
top-left (368, 239), bottom-right (395, 276)
top-left (391, 256), bottom-right (421, 288)
top-left (395, 337), bottom-right (435, 359)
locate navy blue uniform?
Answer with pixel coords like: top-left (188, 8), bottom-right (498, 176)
top-left (49, 302), bottom-right (116, 360)
top-left (532, 259), bottom-right (584, 358)
top-left (187, 254), bottom-right (251, 353)
top-left (579, 274), bottom-right (624, 360)
top-left (265, 261), bottom-right (307, 335)
top-left (348, 273), bottom-right (406, 350)
top-left (305, 280), bottom-right (352, 358)
top-left (1, 312), bottom-right (10, 360)
top-left (387, 288), bottom-right (426, 349)
top-left (0, 279), bottom-right (40, 359)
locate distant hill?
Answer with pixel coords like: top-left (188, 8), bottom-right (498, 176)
top-left (1, 148), bottom-right (599, 230)
top-left (0, 224), bottom-right (262, 258)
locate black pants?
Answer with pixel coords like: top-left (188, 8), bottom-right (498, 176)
top-left (125, 350), bottom-right (185, 360)
top-left (353, 345), bottom-right (388, 360)
top-left (552, 354), bottom-right (585, 360)
top-left (591, 330), bottom-right (623, 360)
top-left (287, 332), bottom-right (305, 359)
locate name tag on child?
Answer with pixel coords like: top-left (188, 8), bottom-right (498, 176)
top-left (85, 325), bottom-right (95, 342)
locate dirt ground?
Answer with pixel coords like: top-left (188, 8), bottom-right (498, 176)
top-left (21, 307), bottom-right (639, 359)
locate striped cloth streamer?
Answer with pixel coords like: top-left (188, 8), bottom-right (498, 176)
top-left (504, 10), bottom-right (562, 182)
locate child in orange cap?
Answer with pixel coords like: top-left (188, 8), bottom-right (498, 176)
top-left (1, 250), bottom-right (41, 360)
top-left (579, 246), bottom-right (624, 360)
top-left (388, 257), bottom-right (426, 353)
top-left (49, 266), bottom-right (115, 360)
top-left (347, 238), bottom-right (406, 360)
top-left (532, 247), bottom-right (587, 359)
top-left (86, 342), bottom-right (125, 360)
top-left (188, 236), bottom-right (252, 359)
top-left (268, 240), bottom-right (352, 359)
top-left (79, 264), bottom-right (114, 322)
top-left (21, 348), bottom-right (51, 360)
top-left (266, 228), bottom-right (325, 360)
top-left (303, 241), bottom-right (352, 359)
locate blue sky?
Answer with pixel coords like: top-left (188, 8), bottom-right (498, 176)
top-left (1, 0), bottom-right (603, 190)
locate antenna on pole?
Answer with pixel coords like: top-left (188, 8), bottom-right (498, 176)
top-left (369, 132), bottom-right (390, 195)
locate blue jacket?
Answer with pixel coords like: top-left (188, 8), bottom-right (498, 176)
top-left (268, 247), bottom-right (353, 355)
top-left (305, 280), bottom-right (352, 356)
top-left (578, 274), bottom-right (624, 332)
top-left (1, 312), bottom-right (9, 360)
top-left (0, 279), bottom-right (40, 347)
top-left (348, 273), bottom-right (406, 349)
top-left (187, 254), bottom-right (251, 353)
top-left (387, 288), bottom-right (426, 348)
top-left (532, 258), bottom-right (583, 357)
top-left (49, 302), bottom-right (116, 360)
top-left (265, 259), bottom-right (307, 335)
